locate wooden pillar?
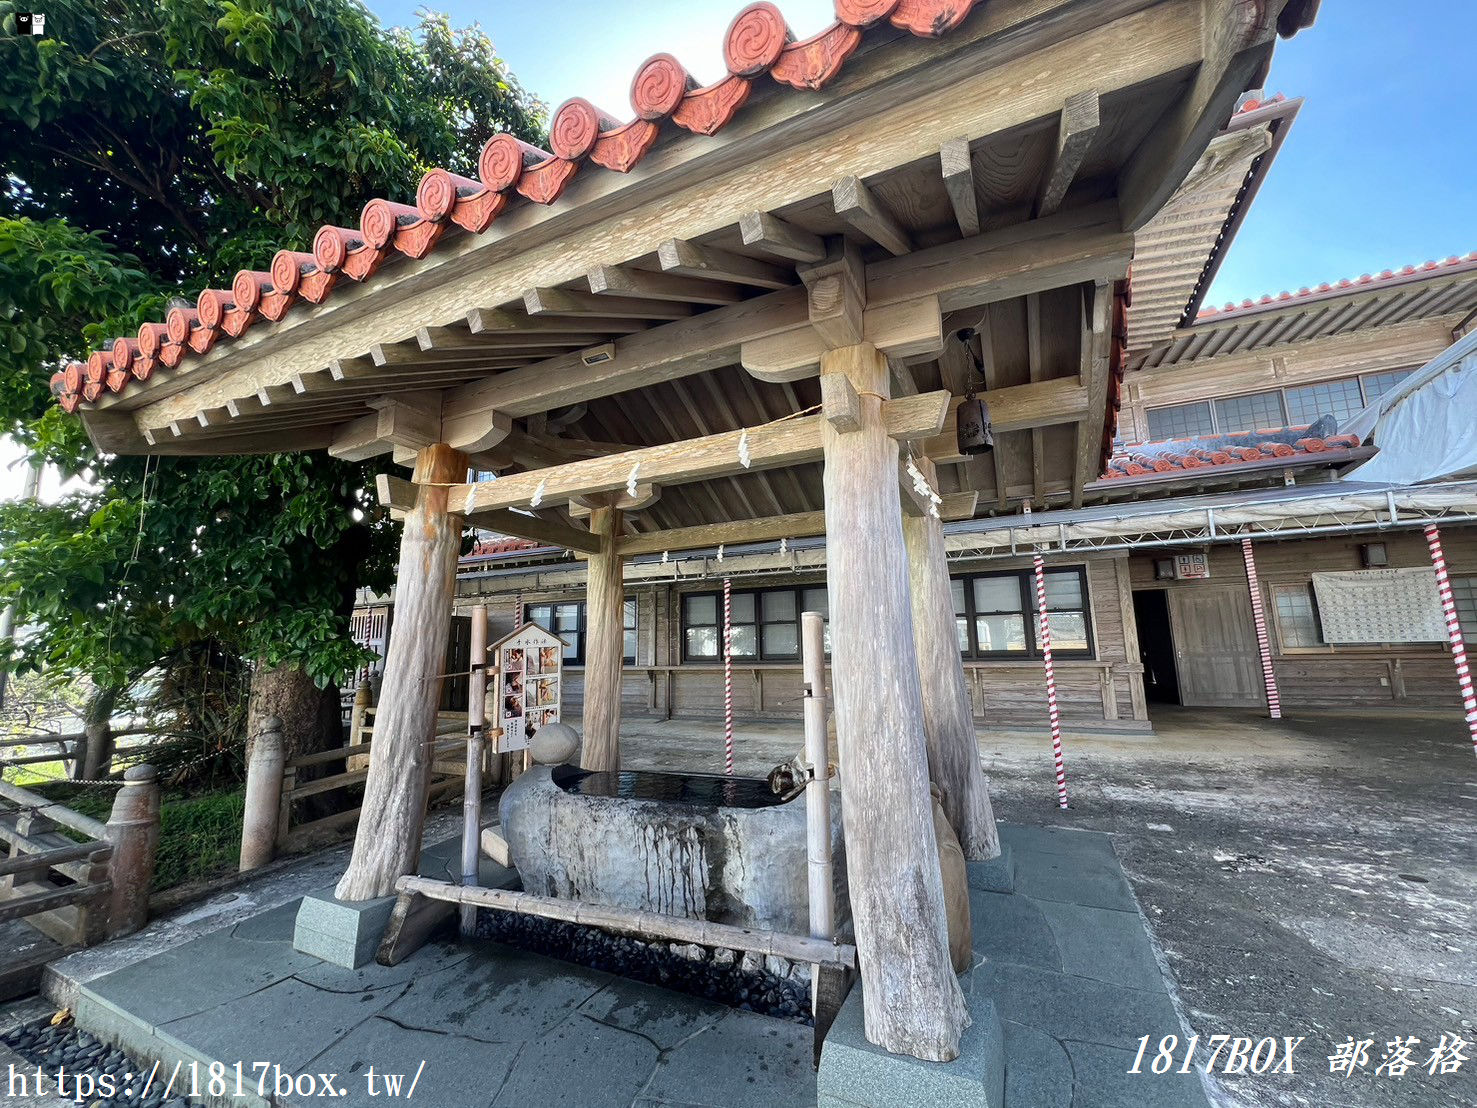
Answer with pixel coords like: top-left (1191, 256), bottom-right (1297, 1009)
top-left (581, 505), bottom-right (625, 772)
top-left (902, 459), bottom-right (1000, 862)
top-left (821, 342), bottom-right (965, 1062)
top-left (336, 443), bottom-right (467, 902)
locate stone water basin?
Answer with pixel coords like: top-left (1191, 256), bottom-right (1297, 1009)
top-left (499, 764), bottom-right (847, 936)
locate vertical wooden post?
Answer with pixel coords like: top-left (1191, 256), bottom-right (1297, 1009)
top-left (105, 764), bottom-right (160, 936)
top-left (240, 716), bottom-right (285, 871)
top-left (821, 342), bottom-right (965, 1062)
top-left (581, 505), bottom-right (625, 772)
top-left (901, 459), bottom-right (1000, 861)
top-left (336, 443), bottom-right (468, 902)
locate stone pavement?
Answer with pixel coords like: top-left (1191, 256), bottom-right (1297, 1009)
top-left (28, 818), bottom-right (1202, 1108)
top-left (973, 825), bottom-right (1209, 1108)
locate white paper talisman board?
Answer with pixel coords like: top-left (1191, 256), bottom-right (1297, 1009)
top-left (488, 622), bottom-right (566, 753)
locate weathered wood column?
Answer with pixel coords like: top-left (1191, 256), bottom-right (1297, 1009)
top-left (336, 443), bottom-right (467, 901)
top-left (903, 457), bottom-right (1001, 861)
top-left (581, 505), bottom-right (625, 772)
top-left (821, 343), bottom-right (966, 1061)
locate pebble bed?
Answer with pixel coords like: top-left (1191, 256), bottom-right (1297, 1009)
top-left (475, 907), bottom-right (815, 1025)
top-left (1, 1019), bottom-right (191, 1108)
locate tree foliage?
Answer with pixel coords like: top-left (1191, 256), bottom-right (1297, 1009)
top-left (0, 1), bottom-right (545, 698)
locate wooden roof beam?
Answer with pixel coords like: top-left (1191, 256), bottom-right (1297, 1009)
top-left (586, 265), bottom-right (744, 306)
top-left (444, 286), bottom-right (809, 419)
top-left (1117, 0), bottom-right (1277, 230)
top-left (743, 294), bottom-right (942, 383)
top-left (523, 287), bottom-right (694, 321)
top-left (467, 306), bottom-right (647, 335)
top-left (1035, 91), bottom-right (1100, 218)
top-left (448, 392), bottom-right (948, 516)
top-left (940, 138), bottom-right (980, 238)
top-left (921, 377), bottom-right (1092, 463)
top-left (568, 484), bottom-right (662, 517)
top-left (865, 200), bottom-right (1130, 313)
top-left (657, 239), bottom-right (793, 290)
top-left (833, 176), bottom-right (911, 257)
top-left (329, 389), bottom-right (510, 463)
top-left (417, 326), bottom-right (606, 352)
top-left (1071, 281), bottom-right (1112, 507)
top-left (739, 212), bottom-right (826, 263)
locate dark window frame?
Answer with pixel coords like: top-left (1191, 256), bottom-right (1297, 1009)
top-left (525, 599), bottom-right (637, 665)
top-left (1145, 367), bottom-right (1419, 443)
top-left (952, 566), bottom-right (1094, 660)
top-left (680, 585), bottom-right (826, 663)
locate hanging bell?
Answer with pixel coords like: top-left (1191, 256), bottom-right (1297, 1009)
top-left (956, 392), bottom-right (994, 455)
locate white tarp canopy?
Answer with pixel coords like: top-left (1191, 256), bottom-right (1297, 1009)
top-left (1342, 327), bottom-right (1477, 485)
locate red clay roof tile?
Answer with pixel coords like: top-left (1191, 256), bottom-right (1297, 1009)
top-left (57, 0), bottom-right (988, 414)
top-left (1099, 425), bottom-right (1363, 482)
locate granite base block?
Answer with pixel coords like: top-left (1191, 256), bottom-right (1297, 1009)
top-left (967, 844), bottom-right (1015, 894)
top-left (292, 890), bottom-right (395, 968)
top-left (817, 982), bottom-right (1004, 1108)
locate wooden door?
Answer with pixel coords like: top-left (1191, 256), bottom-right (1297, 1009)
top-left (1167, 586), bottom-right (1263, 707)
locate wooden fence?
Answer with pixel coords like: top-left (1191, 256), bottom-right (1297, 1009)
top-left (0, 771), bottom-right (160, 997)
top-left (267, 709), bottom-right (468, 856)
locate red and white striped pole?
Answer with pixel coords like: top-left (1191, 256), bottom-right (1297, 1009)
top-left (1424, 523), bottom-right (1477, 758)
top-left (1025, 506), bottom-right (1068, 808)
top-left (1240, 538), bottom-right (1282, 720)
top-left (513, 591), bottom-right (523, 628)
top-left (723, 576), bottom-right (735, 775)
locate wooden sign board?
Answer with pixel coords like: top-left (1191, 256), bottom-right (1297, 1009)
top-left (487, 621), bottom-right (566, 754)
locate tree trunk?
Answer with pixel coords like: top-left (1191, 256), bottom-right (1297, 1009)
top-left (902, 468), bottom-right (1001, 861)
top-left (245, 662), bottom-right (342, 818)
top-left (246, 663), bottom-right (342, 764)
top-left (581, 506), bottom-right (625, 772)
top-left (820, 343), bottom-right (965, 1062)
top-left (77, 685), bottom-right (119, 782)
top-left (336, 444), bottom-right (467, 902)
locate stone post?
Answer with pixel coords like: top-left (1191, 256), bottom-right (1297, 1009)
top-left (240, 715), bottom-right (286, 871)
top-left (105, 764), bottom-right (160, 937)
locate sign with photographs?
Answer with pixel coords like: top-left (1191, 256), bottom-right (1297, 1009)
top-left (487, 622), bottom-right (565, 754)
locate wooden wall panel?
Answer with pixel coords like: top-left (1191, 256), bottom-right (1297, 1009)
top-left (1128, 526), bottom-right (1477, 710)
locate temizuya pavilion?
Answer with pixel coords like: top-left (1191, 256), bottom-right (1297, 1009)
top-left (58, 0), bottom-right (1313, 1064)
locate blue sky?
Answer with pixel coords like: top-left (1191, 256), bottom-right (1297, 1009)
top-left (364, 0), bottom-right (1476, 305)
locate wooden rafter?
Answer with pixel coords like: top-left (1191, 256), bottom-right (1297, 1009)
top-left (939, 138), bottom-right (979, 238)
top-left (657, 239), bottom-right (793, 290)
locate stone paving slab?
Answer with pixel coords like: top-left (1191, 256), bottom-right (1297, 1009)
top-left (968, 888), bottom-right (1062, 972)
top-left (38, 818), bottom-right (1210, 1108)
top-left (642, 1008), bottom-right (817, 1108)
top-left (1034, 899), bottom-right (1169, 992)
top-left (969, 827), bottom-right (1211, 1108)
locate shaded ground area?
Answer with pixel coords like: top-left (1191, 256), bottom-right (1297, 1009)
top-left (627, 708), bottom-right (1476, 1107)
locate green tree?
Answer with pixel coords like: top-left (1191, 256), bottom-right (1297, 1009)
top-left (0, 0), bottom-right (544, 770)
